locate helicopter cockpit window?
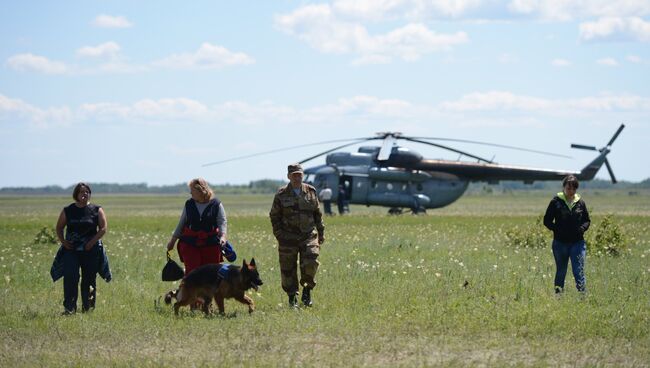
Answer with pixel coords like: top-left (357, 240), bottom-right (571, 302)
top-left (387, 183), bottom-right (393, 191)
top-left (305, 174), bottom-right (316, 184)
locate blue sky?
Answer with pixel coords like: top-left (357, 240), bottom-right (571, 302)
top-left (1, 0), bottom-right (649, 187)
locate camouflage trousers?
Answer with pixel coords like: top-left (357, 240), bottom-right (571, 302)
top-left (278, 235), bottom-right (320, 295)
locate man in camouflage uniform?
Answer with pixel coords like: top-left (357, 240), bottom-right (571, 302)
top-left (270, 163), bottom-right (324, 308)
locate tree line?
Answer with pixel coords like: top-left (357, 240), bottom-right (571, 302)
top-left (0, 179), bottom-right (287, 195)
top-left (1, 178), bottom-right (648, 195)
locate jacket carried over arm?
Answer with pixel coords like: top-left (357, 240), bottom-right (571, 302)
top-left (543, 192), bottom-right (590, 243)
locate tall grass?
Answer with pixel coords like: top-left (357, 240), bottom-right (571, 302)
top-left (1, 193), bottom-right (649, 366)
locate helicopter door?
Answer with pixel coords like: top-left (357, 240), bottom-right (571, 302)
top-left (339, 176), bottom-right (352, 200)
top-left (336, 175), bottom-right (352, 214)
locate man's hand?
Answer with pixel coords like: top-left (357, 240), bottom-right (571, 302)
top-left (62, 240), bottom-right (73, 250)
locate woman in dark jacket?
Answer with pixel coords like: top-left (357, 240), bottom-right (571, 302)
top-left (55, 182), bottom-right (108, 314)
top-left (543, 175), bottom-right (590, 293)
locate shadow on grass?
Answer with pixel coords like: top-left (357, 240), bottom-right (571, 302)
top-left (153, 296), bottom-right (243, 319)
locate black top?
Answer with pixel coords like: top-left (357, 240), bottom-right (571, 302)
top-left (543, 195), bottom-right (590, 243)
top-left (184, 198), bottom-right (222, 232)
top-left (64, 203), bottom-right (101, 250)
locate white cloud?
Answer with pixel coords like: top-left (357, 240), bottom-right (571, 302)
top-left (626, 55), bottom-right (642, 63)
top-left (7, 42), bottom-right (250, 75)
top-left (439, 91), bottom-right (650, 112)
top-left (76, 42), bottom-right (121, 58)
top-left (79, 98), bottom-right (210, 122)
top-left (580, 17), bottom-right (650, 42)
top-left (0, 94), bottom-right (72, 128)
top-left (152, 43), bottom-right (255, 69)
top-left (291, 1), bottom-right (650, 22)
top-left (92, 14), bottom-right (133, 28)
top-left (4, 92), bottom-right (650, 129)
top-left (275, 5), bottom-right (468, 64)
top-left (509, 0), bottom-right (650, 21)
top-left (275, 4), bottom-right (370, 54)
top-left (5, 53), bottom-right (68, 74)
top-left (551, 58), bottom-right (571, 67)
top-left (597, 57), bottom-right (619, 66)
top-left (131, 98), bottom-right (209, 120)
top-left (0, 94), bottom-right (35, 115)
top-left (275, 1), bottom-right (650, 56)
top-left (563, 94), bottom-right (650, 111)
top-left (309, 96), bottom-right (415, 120)
top-left (439, 91), bottom-right (551, 111)
top-left (332, 0), bottom-right (486, 20)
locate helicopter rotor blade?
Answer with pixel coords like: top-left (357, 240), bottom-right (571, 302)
top-left (571, 144), bottom-right (598, 151)
top-left (604, 159), bottom-right (617, 184)
top-left (403, 137), bottom-right (494, 163)
top-left (298, 138), bottom-right (378, 164)
top-left (377, 135), bottom-right (397, 161)
top-left (202, 137), bottom-right (374, 167)
top-left (607, 123), bottom-right (625, 147)
top-left (409, 136), bottom-right (572, 159)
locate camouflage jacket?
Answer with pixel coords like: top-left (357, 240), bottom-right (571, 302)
top-left (270, 183), bottom-right (324, 241)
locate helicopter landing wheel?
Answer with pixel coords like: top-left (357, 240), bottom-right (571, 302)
top-left (388, 207), bottom-right (403, 215)
top-left (411, 206), bottom-right (427, 215)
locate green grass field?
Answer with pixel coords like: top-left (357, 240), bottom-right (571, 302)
top-left (1, 191), bottom-right (649, 367)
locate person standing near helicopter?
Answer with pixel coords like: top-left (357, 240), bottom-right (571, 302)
top-left (319, 185), bottom-right (333, 215)
top-left (270, 164), bottom-right (325, 308)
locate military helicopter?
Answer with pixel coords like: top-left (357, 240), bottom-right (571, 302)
top-left (204, 124), bottom-right (624, 214)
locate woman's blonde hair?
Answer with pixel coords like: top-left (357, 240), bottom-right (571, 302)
top-left (188, 178), bottom-right (213, 202)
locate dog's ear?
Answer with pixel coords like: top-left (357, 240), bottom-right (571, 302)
top-left (242, 259), bottom-right (248, 269)
top-left (250, 258), bottom-right (256, 268)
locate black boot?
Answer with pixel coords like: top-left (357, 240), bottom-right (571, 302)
top-left (288, 294), bottom-right (298, 308)
top-left (301, 287), bottom-right (313, 307)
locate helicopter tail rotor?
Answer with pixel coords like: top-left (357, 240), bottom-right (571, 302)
top-left (570, 144), bottom-right (598, 151)
top-left (604, 159), bottom-right (617, 184)
top-left (573, 124), bottom-right (624, 183)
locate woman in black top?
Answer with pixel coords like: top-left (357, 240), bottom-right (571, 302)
top-left (55, 183), bottom-right (108, 314)
top-left (543, 175), bottom-right (590, 293)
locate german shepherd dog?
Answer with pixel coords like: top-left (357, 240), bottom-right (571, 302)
top-left (164, 258), bottom-right (263, 316)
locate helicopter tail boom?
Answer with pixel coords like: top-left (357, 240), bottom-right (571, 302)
top-left (576, 149), bottom-right (610, 182)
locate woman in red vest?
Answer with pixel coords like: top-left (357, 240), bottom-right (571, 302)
top-left (166, 178), bottom-right (227, 275)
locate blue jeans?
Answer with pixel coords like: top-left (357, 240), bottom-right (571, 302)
top-left (62, 247), bottom-right (99, 312)
top-left (552, 239), bottom-right (586, 292)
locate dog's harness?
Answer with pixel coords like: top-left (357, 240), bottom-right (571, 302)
top-left (217, 263), bottom-right (232, 281)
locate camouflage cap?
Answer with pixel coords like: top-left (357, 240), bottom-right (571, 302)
top-left (287, 163), bottom-right (304, 175)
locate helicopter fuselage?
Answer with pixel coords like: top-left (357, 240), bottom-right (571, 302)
top-left (304, 147), bottom-right (470, 211)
